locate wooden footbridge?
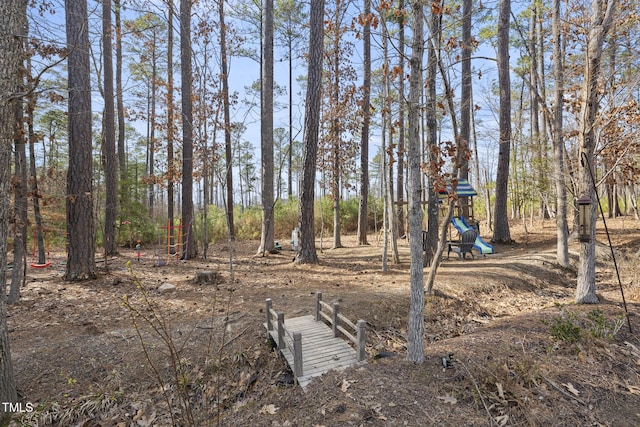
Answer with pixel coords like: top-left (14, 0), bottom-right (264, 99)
top-left (265, 292), bottom-right (367, 388)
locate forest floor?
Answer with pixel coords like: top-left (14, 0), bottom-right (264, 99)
top-left (6, 218), bottom-right (640, 426)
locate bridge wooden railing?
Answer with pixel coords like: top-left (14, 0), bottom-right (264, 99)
top-left (265, 298), bottom-right (303, 377)
top-left (315, 292), bottom-right (367, 362)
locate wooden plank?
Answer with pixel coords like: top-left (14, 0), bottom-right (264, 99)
top-left (264, 313), bottom-right (366, 389)
top-left (302, 348), bottom-right (356, 364)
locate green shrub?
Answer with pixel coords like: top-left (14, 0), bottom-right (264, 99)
top-left (547, 313), bottom-right (582, 344)
top-left (544, 308), bottom-right (625, 345)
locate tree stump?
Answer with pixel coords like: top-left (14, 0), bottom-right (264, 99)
top-left (194, 270), bottom-right (217, 285)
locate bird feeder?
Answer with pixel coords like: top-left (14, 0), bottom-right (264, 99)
top-left (577, 194), bottom-right (593, 243)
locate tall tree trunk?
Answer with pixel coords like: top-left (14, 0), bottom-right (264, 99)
top-left (103, 0), bottom-right (117, 256)
top-left (219, 0), bottom-right (235, 238)
top-left (295, 0), bottom-right (324, 264)
top-left (26, 59), bottom-right (46, 265)
top-left (357, 0), bottom-right (371, 246)
top-left (148, 30), bottom-right (158, 219)
top-left (10, 81), bottom-right (27, 304)
top-left (115, 0), bottom-right (127, 209)
top-left (459, 0), bottom-right (472, 218)
top-left (259, 0), bottom-right (275, 255)
top-left (492, 0), bottom-right (512, 243)
top-left (329, 0), bottom-right (343, 250)
top-left (529, 4), bottom-right (541, 219)
top-left (65, 0), bottom-right (96, 281)
top-left (396, 0), bottom-right (406, 237)
top-left (406, 0), bottom-right (425, 364)
top-left (167, 0), bottom-right (175, 239)
top-left (201, 44), bottom-right (210, 259)
top-left (425, 2), bottom-right (463, 294)
top-left (180, 0), bottom-right (195, 259)
top-left (576, 0), bottom-right (617, 304)
top-left (0, 0), bottom-right (25, 410)
top-left (552, 0), bottom-right (569, 268)
top-left (382, 16), bottom-right (399, 264)
top-left (287, 9), bottom-right (294, 198)
top-left (424, 1), bottom-right (440, 267)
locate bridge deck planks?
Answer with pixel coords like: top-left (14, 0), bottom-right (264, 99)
top-left (266, 315), bottom-right (364, 388)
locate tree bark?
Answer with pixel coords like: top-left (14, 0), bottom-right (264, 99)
top-left (180, 0), bottom-right (195, 259)
top-left (576, 0), bottom-right (617, 304)
top-left (424, 1), bottom-right (440, 267)
top-left (406, 0), bottom-right (425, 364)
top-left (10, 85), bottom-right (27, 304)
top-left (552, 0), bottom-right (570, 268)
top-left (115, 0), bottom-right (127, 209)
top-left (103, 0), bottom-right (117, 256)
top-left (295, 0), bottom-right (324, 264)
top-left (26, 60), bottom-right (46, 266)
top-left (357, 0), bottom-right (371, 246)
top-left (0, 0), bottom-right (25, 410)
top-left (459, 0), bottom-right (472, 218)
top-left (492, 0), bottom-right (512, 243)
top-left (219, 0), bottom-right (235, 238)
top-left (259, 0), bottom-right (275, 255)
top-left (396, 0), bottom-right (406, 237)
top-left (65, 0), bottom-right (96, 281)
top-left (167, 0), bottom-right (175, 242)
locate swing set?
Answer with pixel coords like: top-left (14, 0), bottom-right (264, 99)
top-left (30, 226), bottom-right (51, 268)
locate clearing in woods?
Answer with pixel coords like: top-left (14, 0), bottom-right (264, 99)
top-left (6, 218), bottom-right (640, 426)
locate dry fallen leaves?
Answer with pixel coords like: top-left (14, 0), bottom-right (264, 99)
top-left (495, 414), bottom-right (509, 426)
top-left (563, 382), bottom-right (580, 396)
top-left (340, 379), bottom-right (355, 392)
top-left (259, 404), bottom-right (278, 415)
top-left (496, 382), bottom-right (505, 400)
top-left (437, 394), bottom-right (457, 405)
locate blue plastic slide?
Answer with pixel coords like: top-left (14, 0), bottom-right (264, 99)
top-left (451, 216), bottom-right (495, 255)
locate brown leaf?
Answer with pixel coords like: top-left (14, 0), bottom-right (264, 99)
top-left (437, 394), bottom-right (457, 404)
top-left (259, 404), bottom-right (278, 415)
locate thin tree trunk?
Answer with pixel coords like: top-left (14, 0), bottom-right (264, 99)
top-left (219, 0), bottom-right (235, 238)
top-left (357, 0), bottom-right (371, 246)
top-left (10, 84), bottom-right (27, 304)
top-left (148, 30), bottom-right (157, 219)
top-left (115, 0), bottom-right (126, 193)
top-left (180, 0), bottom-right (195, 259)
top-left (576, 0), bottom-right (617, 304)
top-left (459, 0), bottom-right (472, 218)
top-left (167, 0), bottom-right (175, 242)
top-left (552, 0), bottom-right (569, 268)
top-left (103, 0), bottom-right (117, 256)
top-left (396, 0), bottom-right (406, 237)
top-left (259, 0), bottom-right (275, 255)
top-left (382, 17), bottom-right (399, 264)
top-left (406, 0), bottom-right (425, 364)
top-left (26, 64), bottom-right (46, 265)
top-left (424, 1), bottom-right (440, 267)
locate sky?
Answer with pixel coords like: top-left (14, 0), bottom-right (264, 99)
top-left (27, 0), bottom-right (507, 198)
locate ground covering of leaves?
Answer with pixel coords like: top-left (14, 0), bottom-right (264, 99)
top-left (6, 218), bottom-right (640, 426)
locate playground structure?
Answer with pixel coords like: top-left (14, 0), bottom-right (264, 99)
top-left (155, 219), bottom-right (191, 266)
top-left (438, 178), bottom-right (478, 223)
top-left (437, 178), bottom-right (494, 255)
top-left (451, 216), bottom-right (494, 255)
